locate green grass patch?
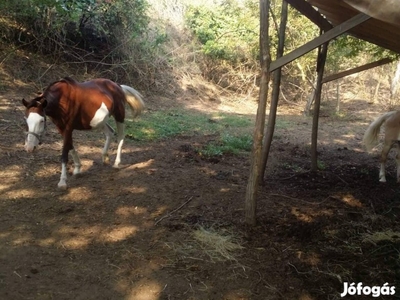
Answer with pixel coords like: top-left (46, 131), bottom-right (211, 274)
top-left (124, 109), bottom-right (253, 142)
top-left (199, 134), bottom-right (252, 157)
top-left (118, 109), bottom-right (253, 157)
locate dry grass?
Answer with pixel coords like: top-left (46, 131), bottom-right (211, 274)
top-left (166, 226), bottom-right (245, 264)
top-left (192, 227), bottom-right (245, 262)
top-left (362, 230), bottom-right (400, 244)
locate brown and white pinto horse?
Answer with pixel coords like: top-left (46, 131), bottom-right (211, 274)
top-left (22, 77), bottom-right (144, 188)
top-left (363, 111), bottom-right (400, 183)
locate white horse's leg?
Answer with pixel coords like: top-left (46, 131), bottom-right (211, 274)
top-left (379, 163), bottom-right (386, 182)
top-left (396, 144), bottom-right (400, 183)
top-left (58, 162), bottom-right (68, 189)
top-left (379, 143), bottom-right (391, 182)
top-left (102, 124), bottom-right (114, 164)
top-left (113, 122), bottom-right (125, 168)
top-left (71, 148), bottom-right (81, 175)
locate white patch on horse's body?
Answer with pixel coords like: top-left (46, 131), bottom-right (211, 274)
top-left (90, 102), bottom-right (109, 128)
top-left (25, 112), bottom-right (45, 152)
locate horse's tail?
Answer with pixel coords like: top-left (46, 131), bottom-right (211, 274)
top-left (120, 85), bottom-right (145, 118)
top-left (363, 111), bottom-right (397, 152)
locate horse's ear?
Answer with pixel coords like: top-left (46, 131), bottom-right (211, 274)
top-left (22, 98), bottom-right (29, 107)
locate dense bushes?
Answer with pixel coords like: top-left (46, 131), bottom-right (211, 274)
top-left (186, 1), bottom-right (258, 64)
top-left (0, 0), bottom-right (164, 86)
top-left (184, 0), bottom-right (259, 93)
top-left (1, 0), bottom-right (397, 99)
top-left (2, 0), bottom-right (148, 53)
top-left (184, 1), bottom-right (396, 99)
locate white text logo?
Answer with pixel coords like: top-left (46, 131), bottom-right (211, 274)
top-left (341, 282), bottom-right (395, 297)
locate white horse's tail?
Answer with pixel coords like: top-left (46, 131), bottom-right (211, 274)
top-left (121, 85), bottom-right (145, 118)
top-left (363, 111), bottom-right (397, 152)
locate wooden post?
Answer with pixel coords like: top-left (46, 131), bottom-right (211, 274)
top-left (259, 0), bottom-right (288, 183)
top-left (310, 40), bottom-right (328, 172)
top-left (245, 0), bottom-right (271, 226)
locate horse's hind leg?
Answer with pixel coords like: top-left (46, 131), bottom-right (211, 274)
top-left (379, 143), bottom-right (392, 182)
top-left (102, 124), bottom-right (114, 164)
top-left (113, 122), bottom-right (125, 168)
top-left (395, 143), bottom-right (400, 183)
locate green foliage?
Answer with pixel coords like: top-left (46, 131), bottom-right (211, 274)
top-left (1, 0), bottom-right (149, 38)
top-left (317, 160), bottom-right (326, 170)
top-left (185, 0), bottom-right (258, 64)
top-left (326, 34), bottom-right (399, 74)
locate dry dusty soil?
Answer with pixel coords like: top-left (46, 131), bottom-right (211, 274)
top-left (0, 82), bottom-right (399, 300)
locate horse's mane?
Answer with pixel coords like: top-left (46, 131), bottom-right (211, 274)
top-left (60, 76), bottom-right (77, 85)
top-left (43, 77), bottom-right (77, 105)
top-left (25, 95), bottom-right (44, 108)
top-left (45, 76), bottom-right (76, 91)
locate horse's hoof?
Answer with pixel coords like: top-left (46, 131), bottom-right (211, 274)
top-left (379, 179), bottom-right (386, 183)
top-left (58, 182), bottom-right (68, 189)
top-left (103, 156), bottom-right (110, 165)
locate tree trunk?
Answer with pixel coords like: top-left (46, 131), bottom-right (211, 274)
top-left (372, 80), bottom-right (380, 104)
top-left (245, 0), bottom-right (271, 226)
top-left (336, 79), bottom-right (340, 113)
top-left (390, 61), bottom-right (400, 100)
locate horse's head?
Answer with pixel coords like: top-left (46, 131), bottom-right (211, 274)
top-left (22, 96), bottom-right (47, 152)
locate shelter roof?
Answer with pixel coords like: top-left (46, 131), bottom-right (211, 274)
top-left (305, 0), bottom-right (400, 54)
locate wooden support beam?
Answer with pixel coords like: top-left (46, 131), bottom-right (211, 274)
top-left (311, 40), bottom-right (329, 172)
top-left (285, 0), bottom-right (332, 31)
top-left (269, 13), bottom-right (371, 72)
top-left (259, 0), bottom-right (288, 184)
top-left (322, 58), bottom-right (393, 83)
top-left (245, 0), bottom-right (271, 226)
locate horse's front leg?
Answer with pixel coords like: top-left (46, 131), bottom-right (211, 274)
top-left (58, 131), bottom-right (74, 189)
top-left (58, 150), bottom-right (69, 189)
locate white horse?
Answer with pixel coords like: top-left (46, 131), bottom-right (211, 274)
top-left (363, 111), bottom-right (400, 182)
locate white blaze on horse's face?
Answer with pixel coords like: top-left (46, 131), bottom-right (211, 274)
top-left (25, 112), bottom-right (45, 152)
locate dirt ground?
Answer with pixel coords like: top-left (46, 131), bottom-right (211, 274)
top-left (0, 78), bottom-right (400, 300)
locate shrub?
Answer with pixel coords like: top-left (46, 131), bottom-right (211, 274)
top-left (0, 0), bottom-right (166, 86)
